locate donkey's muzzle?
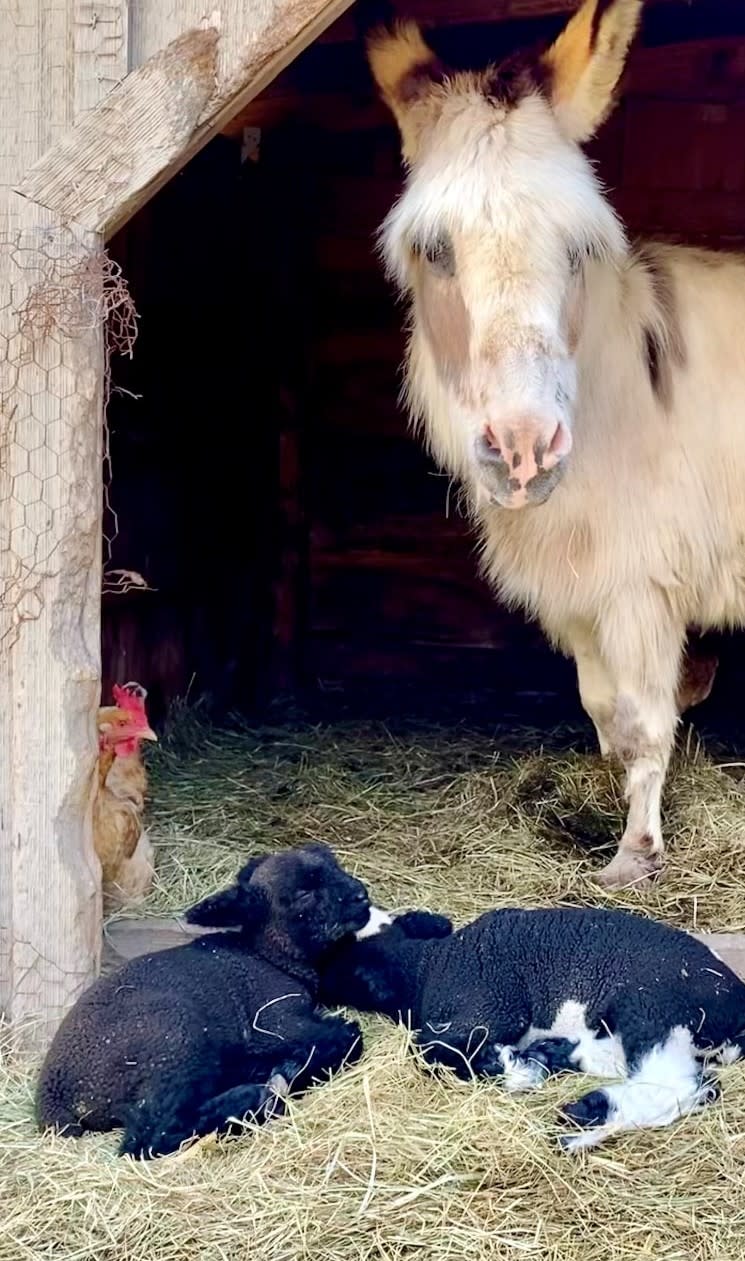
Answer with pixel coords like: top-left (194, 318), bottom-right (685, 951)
top-left (475, 418), bottom-right (571, 508)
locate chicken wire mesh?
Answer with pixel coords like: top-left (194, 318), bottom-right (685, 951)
top-left (0, 223), bottom-right (143, 649)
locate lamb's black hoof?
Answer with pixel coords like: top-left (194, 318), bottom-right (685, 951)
top-left (273, 1059), bottom-right (306, 1089)
top-left (197, 1082), bottom-right (284, 1136)
top-left (559, 1089), bottom-right (610, 1129)
top-left (522, 1037), bottom-right (580, 1074)
top-left (475, 1046), bottom-right (509, 1078)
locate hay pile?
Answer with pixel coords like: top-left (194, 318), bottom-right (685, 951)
top-left (3, 718), bottom-right (745, 1261)
top-left (144, 717), bottom-right (745, 933)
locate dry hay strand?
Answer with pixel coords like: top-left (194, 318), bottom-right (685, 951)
top-left (6, 718), bottom-right (745, 1261)
top-left (3, 1017), bottom-right (745, 1261)
top-left (139, 718), bottom-right (745, 933)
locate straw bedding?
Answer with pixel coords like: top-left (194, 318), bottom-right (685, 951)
top-left (3, 717), bottom-right (745, 1261)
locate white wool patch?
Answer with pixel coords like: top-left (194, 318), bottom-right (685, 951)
top-left (717, 1041), bottom-right (742, 1067)
top-left (562, 1025), bottom-right (716, 1153)
top-left (496, 1046), bottom-right (548, 1093)
top-left (519, 1000), bottom-right (627, 1079)
top-left (493, 998), bottom-right (626, 1095)
top-left (355, 907), bottom-right (394, 941)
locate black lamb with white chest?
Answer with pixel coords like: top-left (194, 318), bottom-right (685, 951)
top-left (37, 843), bottom-right (370, 1158)
top-left (320, 904), bottom-right (745, 1150)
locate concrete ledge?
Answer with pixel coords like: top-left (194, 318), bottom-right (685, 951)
top-left (102, 916), bottom-right (214, 973)
top-left (693, 933), bottom-right (745, 982)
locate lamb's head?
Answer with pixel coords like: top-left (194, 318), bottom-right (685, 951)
top-left (185, 843), bottom-right (371, 961)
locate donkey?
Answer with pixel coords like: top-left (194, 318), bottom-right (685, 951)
top-left (363, 0), bottom-right (743, 888)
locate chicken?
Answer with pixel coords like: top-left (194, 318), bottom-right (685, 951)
top-left (95, 682), bottom-right (157, 908)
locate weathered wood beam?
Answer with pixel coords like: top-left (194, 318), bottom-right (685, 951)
top-left (17, 29), bottom-right (218, 243)
top-left (0, 0), bottom-right (126, 1045)
top-left (17, 0), bottom-right (356, 242)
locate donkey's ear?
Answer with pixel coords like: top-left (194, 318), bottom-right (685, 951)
top-left (185, 884), bottom-right (268, 931)
top-left (541, 0), bottom-right (641, 143)
top-left (365, 19), bottom-right (447, 160)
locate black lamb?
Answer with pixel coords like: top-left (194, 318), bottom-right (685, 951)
top-left (320, 904), bottom-right (745, 1150)
top-left (37, 843), bottom-right (370, 1158)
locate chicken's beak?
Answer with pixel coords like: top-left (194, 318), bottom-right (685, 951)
top-left (141, 727), bottom-right (158, 742)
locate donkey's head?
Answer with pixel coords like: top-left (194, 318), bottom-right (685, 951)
top-left (370, 0), bottom-right (640, 508)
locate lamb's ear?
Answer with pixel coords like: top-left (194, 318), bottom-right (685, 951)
top-left (394, 911), bottom-right (453, 939)
top-left (235, 856), bottom-right (268, 887)
top-left (365, 18), bottom-right (447, 162)
top-left (185, 887), bottom-right (242, 927)
top-left (541, 0), bottom-right (641, 143)
top-left (298, 841), bottom-right (335, 863)
top-left (185, 884), bottom-right (268, 931)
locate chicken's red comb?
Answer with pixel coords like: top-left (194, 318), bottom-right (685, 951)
top-left (112, 681), bottom-right (148, 714)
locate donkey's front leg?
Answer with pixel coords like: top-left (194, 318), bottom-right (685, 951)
top-left (569, 625), bottom-right (615, 758)
top-left (595, 613), bottom-right (684, 890)
top-left (597, 715), bottom-right (674, 889)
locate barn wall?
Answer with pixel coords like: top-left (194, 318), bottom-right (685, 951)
top-left (102, 1), bottom-right (745, 722)
top-left (103, 139), bottom-right (283, 720)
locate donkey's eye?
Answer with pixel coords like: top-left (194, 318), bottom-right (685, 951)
top-left (567, 240), bottom-right (603, 275)
top-left (567, 246), bottom-right (583, 275)
top-left (413, 233), bottom-right (455, 277)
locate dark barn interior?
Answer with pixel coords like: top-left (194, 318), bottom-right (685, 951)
top-left (104, 0), bottom-right (745, 740)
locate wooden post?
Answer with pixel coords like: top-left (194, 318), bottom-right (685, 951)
top-left (0, 1), bottom-right (128, 1045)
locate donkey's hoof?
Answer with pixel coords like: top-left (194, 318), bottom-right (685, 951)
top-left (595, 847), bottom-right (663, 891)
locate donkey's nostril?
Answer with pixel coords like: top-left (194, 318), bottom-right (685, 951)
top-left (547, 420), bottom-right (572, 461)
top-left (484, 424), bottom-right (502, 455)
